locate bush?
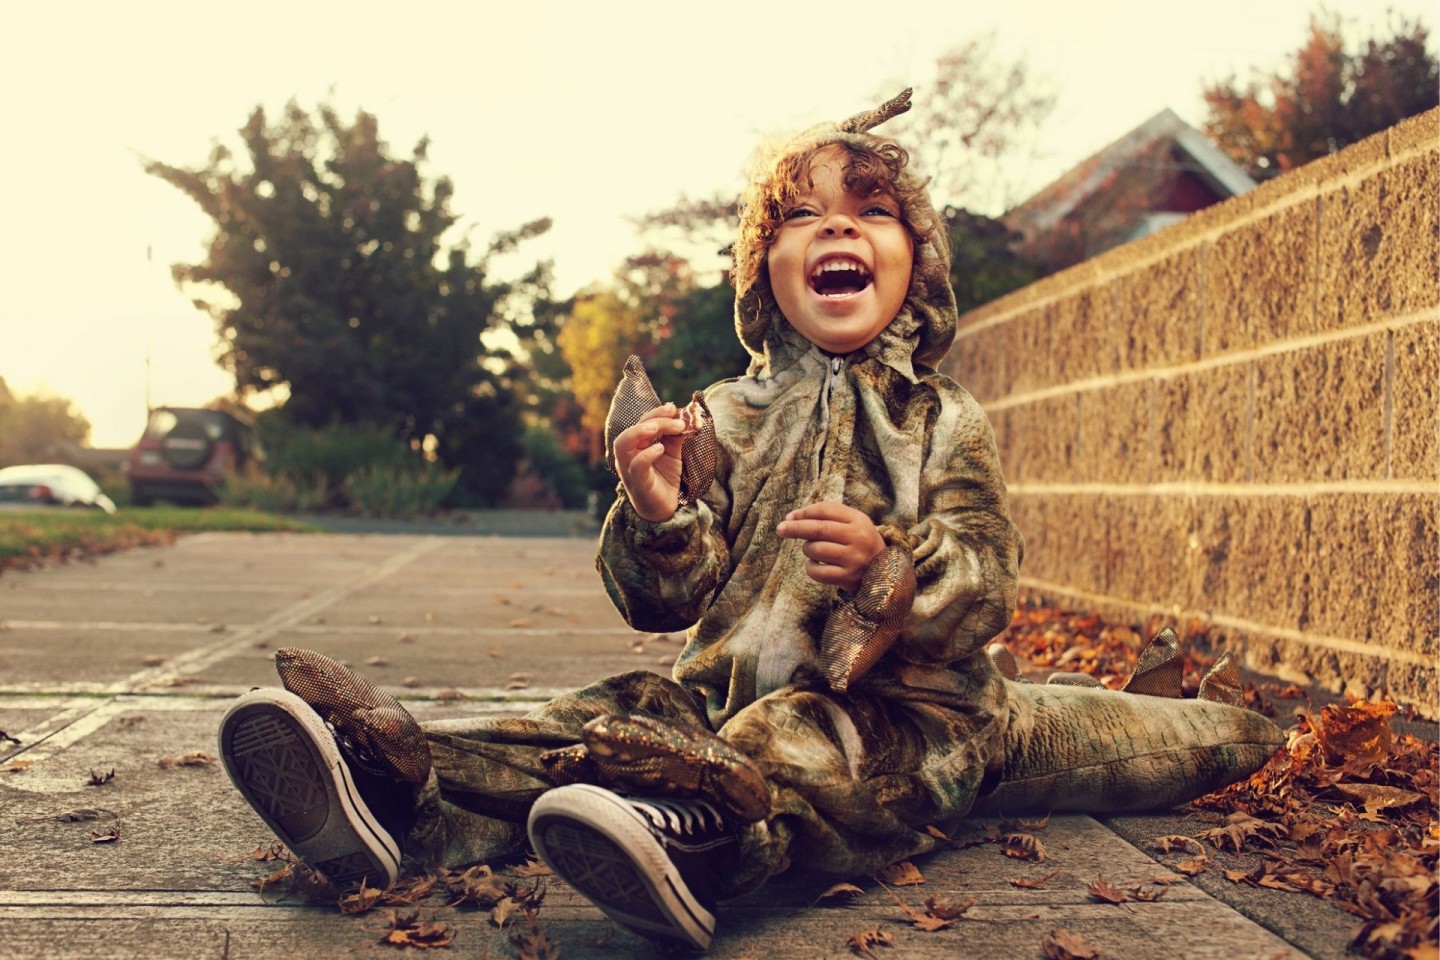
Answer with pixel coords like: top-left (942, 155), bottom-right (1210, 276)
top-left (508, 426), bottom-right (590, 510)
top-left (343, 463), bottom-right (459, 519)
top-left (220, 465), bottom-right (329, 513)
top-left (256, 416), bottom-right (413, 507)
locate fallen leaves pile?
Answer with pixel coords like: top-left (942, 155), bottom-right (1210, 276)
top-left (228, 597), bottom-right (1431, 959)
top-left (998, 599), bottom-right (1438, 960)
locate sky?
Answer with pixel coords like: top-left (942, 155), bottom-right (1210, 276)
top-left (2, 0), bottom-right (1433, 448)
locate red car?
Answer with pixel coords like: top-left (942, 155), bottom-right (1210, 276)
top-left (124, 407), bottom-right (262, 506)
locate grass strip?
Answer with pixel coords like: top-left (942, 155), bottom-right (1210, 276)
top-left (0, 507), bottom-right (318, 573)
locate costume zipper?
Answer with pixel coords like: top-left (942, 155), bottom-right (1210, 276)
top-left (814, 356), bottom-right (844, 477)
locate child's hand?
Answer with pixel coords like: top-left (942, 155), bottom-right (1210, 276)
top-left (775, 501), bottom-right (886, 593)
top-left (614, 403), bottom-right (688, 522)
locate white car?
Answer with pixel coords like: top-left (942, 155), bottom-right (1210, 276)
top-left (0, 464), bottom-right (118, 514)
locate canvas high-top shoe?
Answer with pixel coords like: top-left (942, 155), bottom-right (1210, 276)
top-left (219, 688), bottom-right (401, 890)
top-left (528, 783), bottom-right (738, 952)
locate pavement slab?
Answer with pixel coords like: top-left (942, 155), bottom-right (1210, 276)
top-left (0, 528), bottom-right (1343, 958)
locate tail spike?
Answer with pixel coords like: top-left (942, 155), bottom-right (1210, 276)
top-left (1121, 626), bottom-right (1185, 698)
top-left (1198, 652), bottom-right (1245, 707)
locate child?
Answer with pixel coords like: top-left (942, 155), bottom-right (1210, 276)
top-left (219, 90), bottom-right (1282, 953)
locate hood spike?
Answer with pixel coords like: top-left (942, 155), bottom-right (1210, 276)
top-left (838, 88), bottom-right (913, 133)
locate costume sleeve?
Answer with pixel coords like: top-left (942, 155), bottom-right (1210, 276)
top-left (891, 386), bottom-right (1022, 665)
top-left (596, 485), bottom-right (732, 633)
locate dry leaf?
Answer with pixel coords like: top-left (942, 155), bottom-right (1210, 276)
top-left (846, 928), bottom-right (895, 958)
top-left (401, 676), bottom-right (420, 688)
top-left (505, 680), bottom-right (531, 690)
top-left (158, 752), bottom-right (217, 768)
top-left (248, 841), bottom-right (289, 861)
top-left (436, 689), bottom-right (466, 703)
top-left (141, 655), bottom-right (166, 666)
top-left (1176, 855), bottom-right (1209, 876)
top-left (378, 909), bottom-right (454, 949)
top-left (1313, 700), bottom-right (1394, 767)
top-left (339, 879), bottom-right (385, 915)
top-left (1008, 869), bottom-right (1061, 889)
top-left (366, 656), bottom-right (389, 667)
top-left (510, 926), bottom-right (562, 960)
top-left (397, 633), bottom-right (416, 644)
top-left (1196, 812), bottom-right (1284, 852)
top-left (89, 821), bottom-right (122, 843)
top-left (924, 895), bottom-right (976, 920)
top-left (368, 615), bottom-right (383, 625)
top-left (874, 860), bottom-right (925, 886)
top-left (1330, 783), bottom-right (1424, 813)
top-left (1152, 834), bottom-right (1205, 855)
top-left (87, 768), bottom-right (116, 786)
top-left (1001, 832), bottom-right (1047, 861)
top-left (1086, 873), bottom-right (1126, 904)
top-left (1043, 928), bottom-right (1100, 960)
top-left (511, 858), bottom-right (552, 878)
top-left (813, 882), bottom-right (865, 905)
top-left (490, 896), bottom-right (521, 928)
top-left (2, 759), bottom-right (31, 773)
top-left (924, 824), bottom-right (950, 840)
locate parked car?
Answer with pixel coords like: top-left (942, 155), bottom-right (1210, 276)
top-left (123, 406), bottom-right (262, 506)
top-left (0, 463), bottom-right (117, 514)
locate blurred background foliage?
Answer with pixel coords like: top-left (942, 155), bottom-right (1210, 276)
top-left (5, 14), bottom-right (1432, 520)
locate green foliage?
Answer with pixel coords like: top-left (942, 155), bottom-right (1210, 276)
top-left (342, 463), bottom-right (458, 519)
top-left (946, 208), bottom-right (1041, 314)
top-left (0, 384), bottom-right (92, 466)
top-left (144, 98), bottom-right (553, 504)
top-left (1203, 12), bottom-right (1439, 180)
top-left (219, 465), bottom-right (330, 513)
top-left (255, 414), bottom-right (410, 502)
top-left (510, 424), bottom-right (590, 509)
top-left (648, 282), bottom-right (749, 401)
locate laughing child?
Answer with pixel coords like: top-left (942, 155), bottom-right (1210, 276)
top-left (219, 90), bottom-right (1280, 954)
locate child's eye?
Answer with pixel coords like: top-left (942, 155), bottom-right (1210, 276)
top-left (783, 207), bottom-right (817, 221)
top-left (863, 205), bottom-right (898, 218)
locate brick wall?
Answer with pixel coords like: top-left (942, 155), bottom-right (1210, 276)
top-left (941, 110), bottom-right (1438, 716)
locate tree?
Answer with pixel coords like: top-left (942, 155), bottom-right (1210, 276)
top-left (946, 208), bottom-right (1041, 315)
top-left (145, 99), bottom-right (556, 505)
top-left (1203, 12), bottom-right (1439, 180)
top-left (884, 37), bottom-right (1057, 214)
top-left (0, 386), bottom-right (92, 466)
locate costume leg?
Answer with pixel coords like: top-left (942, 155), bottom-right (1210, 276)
top-left (716, 659), bottom-right (1007, 896)
top-left (406, 670), bottom-right (709, 868)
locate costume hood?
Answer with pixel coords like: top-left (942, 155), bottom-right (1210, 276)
top-left (731, 89), bottom-right (957, 379)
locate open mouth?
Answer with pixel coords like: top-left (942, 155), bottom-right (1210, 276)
top-left (809, 257), bottom-right (872, 297)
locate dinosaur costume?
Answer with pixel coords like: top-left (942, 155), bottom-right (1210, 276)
top-left (257, 92), bottom-right (1284, 901)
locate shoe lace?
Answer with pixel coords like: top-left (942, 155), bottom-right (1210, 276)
top-left (631, 796), bottom-right (725, 836)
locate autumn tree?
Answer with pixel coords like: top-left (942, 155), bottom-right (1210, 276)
top-left (884, 37), bottom-right (1057, 214)
top-left (145, 100), bottom-right (557, 505)
top-left (0, 383), bottom-right (92, 466)
top-left (1203, 11), bottom-right (1439, 180)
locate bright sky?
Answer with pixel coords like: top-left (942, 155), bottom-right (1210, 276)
top-left (2, 0), bottom-right (1432, 448)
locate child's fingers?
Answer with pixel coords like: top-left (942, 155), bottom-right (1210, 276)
top-left (776, 516), bottom-right (852, 545)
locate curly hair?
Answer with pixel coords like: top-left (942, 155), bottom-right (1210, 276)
top-left (732, 132), bottom-right (946, 311)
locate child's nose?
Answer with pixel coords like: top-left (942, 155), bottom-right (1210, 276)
top-left (819, 215), bottom-right (860, 238)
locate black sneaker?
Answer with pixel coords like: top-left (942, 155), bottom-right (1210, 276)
top-left (219, 688), bottom-right (400, 890)
top-left (528, 784), bottom-right (737, 952)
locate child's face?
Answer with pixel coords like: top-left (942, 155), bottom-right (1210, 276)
top-left (766, 146), bottom-right (914, 355)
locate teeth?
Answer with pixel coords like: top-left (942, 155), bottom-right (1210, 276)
top-left (810, 258), bottom-right (870, 281)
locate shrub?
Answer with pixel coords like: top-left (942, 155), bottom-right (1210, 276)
top-left (220, 466), bottom-right (329, 513)
top-left (343, 463), bottom-right (458, 519)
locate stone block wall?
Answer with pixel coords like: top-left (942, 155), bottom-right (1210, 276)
top-left (941, 110), bottom-right (1438, 715)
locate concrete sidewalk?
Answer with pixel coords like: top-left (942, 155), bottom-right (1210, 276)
top-left (0, 531), bottom-right (1351, 958)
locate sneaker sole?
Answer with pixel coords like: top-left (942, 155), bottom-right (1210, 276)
top-left (529, 784), bottom-right (714, 951)
top-left (219, 689), bottom-right (400, 889)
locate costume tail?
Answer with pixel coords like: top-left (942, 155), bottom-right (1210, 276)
top-left (974, 649), bottom-right (1285, 815)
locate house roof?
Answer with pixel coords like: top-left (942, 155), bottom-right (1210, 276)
top-left (1004, 109), bottom-right (1256, 239)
